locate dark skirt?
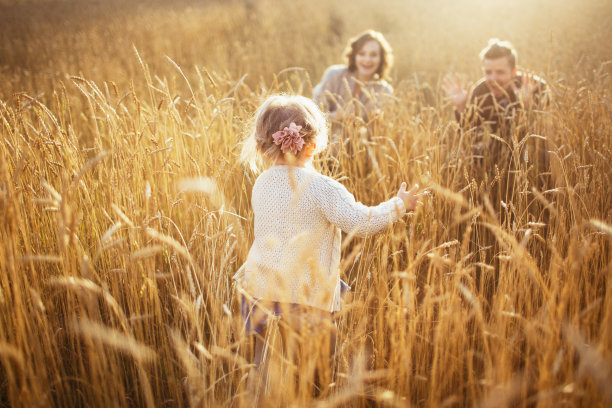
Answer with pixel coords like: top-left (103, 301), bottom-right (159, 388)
top-left (240, 280), bottom-right (351, 335)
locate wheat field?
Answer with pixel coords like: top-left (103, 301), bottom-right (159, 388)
top-left (1, 0), bottom-right (611, 406)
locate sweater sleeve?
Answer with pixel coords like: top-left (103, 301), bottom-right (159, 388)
top-left (313, 69), bottom-right (329, 105)
top-left (310, 174), bottom-right (406, 237)
top-left (313, 65), bottom-right (341, 112)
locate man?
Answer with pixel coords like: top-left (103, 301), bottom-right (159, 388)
top-left (441, 38), bottom-right (555, 189)
top-left (442, 40), bottom-right (553, 301)
top-left (443, 38), bottom-right (548, 136)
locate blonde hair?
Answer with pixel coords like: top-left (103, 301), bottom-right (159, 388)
top-left (344, 30), bottom-right (394, 80)
top-left (479, 38), bottom-right (518, 69)
top-left (241, 95), bottom-right (328, 172)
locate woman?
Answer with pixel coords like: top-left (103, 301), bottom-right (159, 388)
top-left (313, 30), bottom-right (394, 135)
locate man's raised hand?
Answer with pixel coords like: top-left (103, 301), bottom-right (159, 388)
top-left (512, 70), bottom-right (538, 108)
top-left (442, 73), bottom-right (471, 113)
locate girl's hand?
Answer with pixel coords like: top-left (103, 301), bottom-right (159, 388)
top-left (397, 182), bottom-right (423, 212)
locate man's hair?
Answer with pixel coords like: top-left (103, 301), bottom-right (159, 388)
top-left (479, 38), bottom-right (517, 69)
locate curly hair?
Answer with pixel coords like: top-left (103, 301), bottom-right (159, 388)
top-left (344, 30), bottom-right (394, 80)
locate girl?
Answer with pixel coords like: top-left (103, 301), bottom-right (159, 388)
top-left (237, 94), bottom-right (421, 399)
top-left (313, 30), bottom-right (394, 134)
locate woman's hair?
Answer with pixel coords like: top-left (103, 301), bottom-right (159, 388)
top-left (344, 30), bottom-right (394, 80)
top-left (479, 38), bottom-right (518, 69)
top-left (241, 95), bottom-right (328, 172)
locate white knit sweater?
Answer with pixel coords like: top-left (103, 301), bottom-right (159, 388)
top-left (238, 165), bottom-right (406, 312)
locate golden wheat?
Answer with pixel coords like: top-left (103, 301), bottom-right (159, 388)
top-left (0, 0), bottom-right (611, 406)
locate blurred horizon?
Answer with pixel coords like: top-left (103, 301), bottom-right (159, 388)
top-left (2, 0), bottom-right (611, 100)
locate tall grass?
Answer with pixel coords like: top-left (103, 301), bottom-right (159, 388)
top-left (1, 0), bottom-right (611, 406)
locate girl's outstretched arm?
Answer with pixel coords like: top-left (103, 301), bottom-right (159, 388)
top-left (311, 175), bottom-right (422, 237)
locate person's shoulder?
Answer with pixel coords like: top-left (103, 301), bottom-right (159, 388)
top-left (298, 167), bottom-right (335, 188)
top-left (281, 167), bottom-right (339, 201)
top-left (321, 65), bottom-right (349, 80)
top-left (253, 167), bottom-right (275, 186)
top-left (376, 78), bottom-right (393, 94)
top-left (256, 165), bottom-right (291, 181)
top-left (471, 78), bottom-right (489, 95)
top-left (517, 71), bottom-right (547, 88)
top-left (315, 65), bottom-right (349, 93)
top-left (254, 165), bottom-right (311, 190)
top-left (298, 166), bottom-right (328, 184)
top-left (325, 64), bottom-right (349, 75)
top-left (309, 172), bottom-right (351, 198)
top-left (266, 165), bottom-right (322, 181)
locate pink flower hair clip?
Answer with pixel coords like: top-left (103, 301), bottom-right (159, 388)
top-left (272, 122), bottom-right (304, 155)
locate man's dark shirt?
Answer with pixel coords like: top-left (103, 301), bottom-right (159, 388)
top-left (452, 72), bottom-right (552, 195)
top-left (457, 73), bottom-right (548, 137)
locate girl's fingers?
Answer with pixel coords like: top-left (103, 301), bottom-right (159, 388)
top-left (397, 182), bottom-right (407, 196)
top-left (407, 184), bottom-right (419, 195)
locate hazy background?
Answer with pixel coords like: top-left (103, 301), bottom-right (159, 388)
top-left (2, 0), bottom-right (611, 100)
